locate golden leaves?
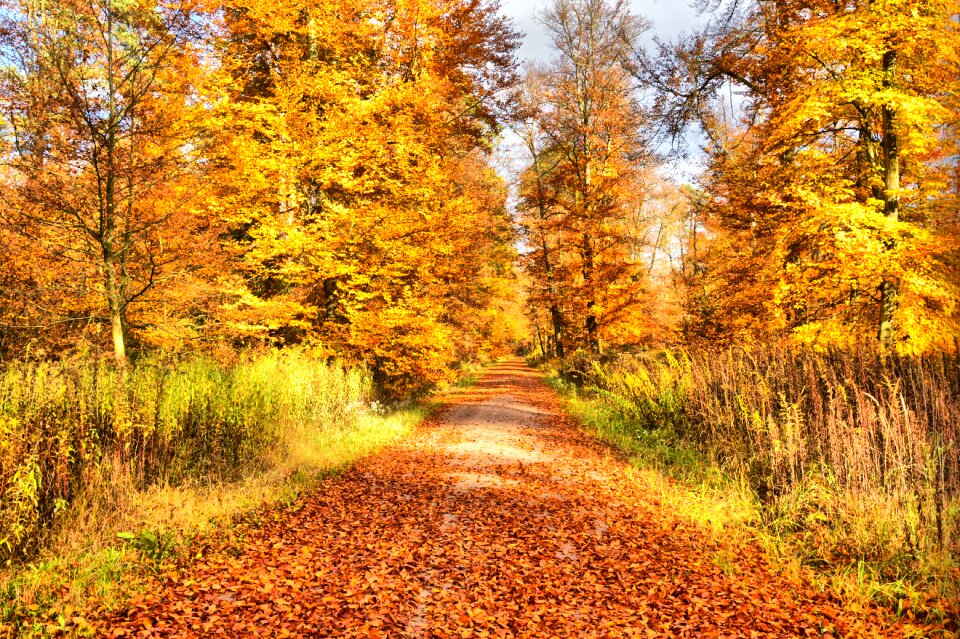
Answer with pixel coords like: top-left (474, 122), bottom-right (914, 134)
top-left (201, 0), bottom-right (521, 394)
top-left (685, 0), bottom-right (960, 350)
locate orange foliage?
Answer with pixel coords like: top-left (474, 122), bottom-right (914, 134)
top-left (0, 0), bottom-right (222, 360)
top-left (672, 0), bottom-right (960, 352)
top-left (516, 0), bottom-right (652, 356)
top-left (0, 0), bottom-right (523, 396)
top-left (206, 0), bottom-right (521, 394)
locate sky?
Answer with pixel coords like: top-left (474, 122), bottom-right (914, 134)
top-left (494, 0), bottom-right (710, 183)
top-left (497, 0), bottom-right (705, 64)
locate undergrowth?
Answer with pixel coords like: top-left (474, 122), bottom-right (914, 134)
top-left (0, 349), bottom-right (431, 637)
top-left (541, 347), bottom-right (959, 630)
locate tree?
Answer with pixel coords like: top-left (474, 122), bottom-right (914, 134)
top-left (517, 0), bottom-right (652, 355)
top-left (638, 0), bottom-right (960, 352)
top-left (515, 66), bottom-right (571, 358)
top-left (209, 0), bottom-right (521, 395)
top-left (0, 0), bottom-right (213, 362)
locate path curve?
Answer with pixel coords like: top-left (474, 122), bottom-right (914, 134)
top-left (102, 360), bottom-right (915, 638)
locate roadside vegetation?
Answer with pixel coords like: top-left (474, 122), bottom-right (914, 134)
top-left (536, 347), bottom-right (960, 628)
top-left (0, 350), bottom-right (432, 637)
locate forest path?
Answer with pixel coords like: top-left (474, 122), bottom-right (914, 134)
top-left (103, 360), bottom-right (907, 638)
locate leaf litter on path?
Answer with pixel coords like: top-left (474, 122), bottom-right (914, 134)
top-left (98, 360), bottom-right (942, 638)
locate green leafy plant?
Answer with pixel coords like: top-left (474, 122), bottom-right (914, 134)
top-left (116, 529), bottom-right (178, 567)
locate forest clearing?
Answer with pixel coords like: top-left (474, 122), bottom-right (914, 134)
top-left (0, 0), bottom-right (958, 635)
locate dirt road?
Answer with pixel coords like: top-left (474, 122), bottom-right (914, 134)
top-left (102, 360), bottom-right (912, 638)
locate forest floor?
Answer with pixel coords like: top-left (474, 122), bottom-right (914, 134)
top-left (96, 360), bottom-right (934, 638)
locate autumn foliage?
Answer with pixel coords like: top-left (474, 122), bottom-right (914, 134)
top-left (518, 0), bottom-right (959, 355)
top-left (0, 0), bottom-right (959, 630)
top-left (0, 0), bottom-right (522, 395)
top-left (516, 0), bottom-right (654, 357)
top-left (632, 0), bottom-right (960, 352)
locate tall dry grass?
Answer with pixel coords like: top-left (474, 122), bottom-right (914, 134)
top-left (557, 346), bottom-right (960, 608)
top-left (0, 350), bottom-right (373, 563)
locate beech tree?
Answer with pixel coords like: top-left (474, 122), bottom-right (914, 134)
top-left (515, 66), bottom-right (571, 358)
top-left (209, 0), bottom-right (521, 395)
top-left (0, 0), bottom-right (212, 362)
top-left (637, 0), bottom-right (960, 351)
top-left (518, 0), bottom-right (653, 355)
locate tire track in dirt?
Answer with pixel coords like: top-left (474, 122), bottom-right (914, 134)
top-left (100, 359), bottom-right (930, 638)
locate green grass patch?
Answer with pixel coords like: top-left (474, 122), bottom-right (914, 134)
top-left (547, 375), bottom-right (757, 536)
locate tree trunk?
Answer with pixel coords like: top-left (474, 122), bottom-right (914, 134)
top-left (648, 221), bottom-right (664, 275)
top-left (538, 218), bottom-right (566, 358)
top-left (585, 302), bottom-right (599, 354)
top-left (550, 303), bottom-right (565, 359)
top-left (878, 50), bottom-right (899, 346)
top-left (541, 238), bottom-right (566, 358)
top-left (582, 232), bottom-right (599, 354)
top-left (104, 255), bottom-right (127, 363)
top-left (110, 309), bottom-right (126, 363)
top-left (525, 129), bottom-right (567, 361)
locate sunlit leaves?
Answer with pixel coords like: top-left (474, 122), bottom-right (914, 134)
top-left (678, 0), bottom-right (960, 351)
top-left (209, 0), bottom-right (521, 395)
top-left (517, 0), bottom-right (652, 355)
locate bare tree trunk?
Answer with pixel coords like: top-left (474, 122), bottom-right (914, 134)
top-left (104, 254), bottom-right (127, 363)
top-left (539, 237), bottom-right (567, 359)
top-left (878, 50), bottom-right (899, 346)
top-left (648, 221), bottom-right (663, 275)
top-left (550, 302), bottom-right (566, 358)
top-left (531, 137), bottom-right (566, 359)
top-left (583, 232), bottom-right (599, 354)
top-left (585, 302), bottom-right (599, 353)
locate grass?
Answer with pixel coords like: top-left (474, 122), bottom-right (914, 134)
top-left (0, 349), bottom-right (434, 638)
top-left (547, 375), bottom-right (757, 536)
top-left (542, 348), bottom-right (960, 632)
top-left (1, 404), bottom-right (429, 638)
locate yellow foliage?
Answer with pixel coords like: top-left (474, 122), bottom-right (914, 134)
top-left (204, 0), bottom-right (521, 395)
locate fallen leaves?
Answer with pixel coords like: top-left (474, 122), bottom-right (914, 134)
top-left (94, 361), bottom-right (940, 638)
